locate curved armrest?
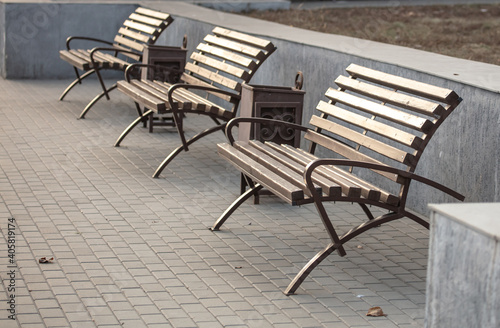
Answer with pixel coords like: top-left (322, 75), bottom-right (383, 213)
top-left (66, 36), bottom-right (113, 50)
top-left (304, 159), bottom-right (465, 201)
top-left (225, 117), bottom-right (310, 145)
top-left (166, 83), bottom-right (240, 119)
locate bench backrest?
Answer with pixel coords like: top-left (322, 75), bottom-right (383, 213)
top-left (306, 64), bottom-right (462, 196)
top-left (113, 7), bottom-right (174, 61)
top-left (179, 27), bottom-right (277, 113)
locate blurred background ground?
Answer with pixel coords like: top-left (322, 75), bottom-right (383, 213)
top-left (241, 3), bottom-right (500, 65)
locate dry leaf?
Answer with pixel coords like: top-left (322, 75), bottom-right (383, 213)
top-left (39, 257), bottom-right (54, 264)
top-left (366, 306), bottom-right (386, 317)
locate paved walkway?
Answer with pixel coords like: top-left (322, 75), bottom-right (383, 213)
top-left (0, 77), bottom-right (429, 327)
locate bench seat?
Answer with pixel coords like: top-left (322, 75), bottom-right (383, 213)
top-left (218, 141), bottom-right (400, 206)
top-left (210, 63), bottom-right (465, 295)
top-left (114, 27), bottom-right (276, 178)
top-left (59, 7), bottom-right (174, 119)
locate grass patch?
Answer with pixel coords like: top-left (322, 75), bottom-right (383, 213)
top-left (242, 4), bottom-right (500, 65)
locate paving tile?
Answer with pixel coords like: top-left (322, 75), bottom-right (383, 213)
top-left (0, 78), bottom-right (432, 327)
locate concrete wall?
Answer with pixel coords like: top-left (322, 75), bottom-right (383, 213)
top-left (426, 203), bottom-right (500, 328)
top-left (1, 1), bottom-right (499, 216)
top-left (0, 1), bottom-right (138, 78)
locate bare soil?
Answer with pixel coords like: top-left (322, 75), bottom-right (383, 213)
top-left (242, 4), bottom-right (500, 66)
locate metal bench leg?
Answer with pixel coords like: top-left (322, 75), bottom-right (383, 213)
top-left (114, 109), bottom-right (153, 147)
top-left (79, 83), bottom-right (117, 119)
top-left (94, 68), bottom-right (111, 101)
top-left (59, 69), bottom-right (96, 101)
top-left (359, 203), bottom-right (375, 220)
top-left (285, 211), bottom-right (402, 295)
top-left (211, 184), bottom-right (263, 231)
top-left (152, 124), bottom-right (226, 178)
top-left (403, 210), bottom-right (430, 229)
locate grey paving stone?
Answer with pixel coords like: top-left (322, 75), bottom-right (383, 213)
top-left (0, 78), bottom-right (432, 327)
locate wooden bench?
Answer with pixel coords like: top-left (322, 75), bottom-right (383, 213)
top-left (211, 63), bottom-right (465, 295)
top-left (114, 27), bottom-right (277, 178)
top-left (59, 7), bottom-right (174, 119)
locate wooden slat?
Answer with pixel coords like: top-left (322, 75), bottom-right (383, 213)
top-left (135, 7), bottom-right (172, 21)
top-left (264, 142), bottom-right (369, 199)
top-left (346, 63), bottom-right (461, 105)
top-left (212, 27), bottom-right (275, 52)
top-left (75, 49), bottom-right (109, 69)
top-left (280, 144), bottom-right (400, 206)
top-left (92, 52), bottom-right (122, 69)
top-left (180, 73), bottom-right (234, 103)
top-left (118, 27), bottom-right (151, 43)
top-left (196, 43), bottom-right (256, 70)
top-left (96, 51), bottom-right (131, 66)
top-left (325, 88), bottom-right (434, 133)
top-left (129, 13), bottom-right (165, 28)
top-left (123, 20), bottom-right (157, 35)
top-left (110, 44), bottom-right (142, 61)
top-left (304, 130), bottom-right (401, 183)
top-left (234, 142), bottom-right (322, 197)
top-left (59, 50), bottom-right (90, 70)
top-left (190, 52), bottom-right (249, 80)
top-left (218, 143), bottom-right (305, 204)
top-left (310, 116), bottom-right (415, 166)
top-left (204, 34), bottom-right (265, 60)
top-left (114, 35), bottom-right (145, 52)
top-left (247, 141), bottom-right (342, 198)
top-left (184, 62), bottom-right (241, 91)
top-left (143, 80), bottom-right (233, 119)
top-left (316, 101), bottom-right (422, 149)
top-left (335, 75), bottom-right (445, 116)
top-left (117, 80), bottom-right (166, 113)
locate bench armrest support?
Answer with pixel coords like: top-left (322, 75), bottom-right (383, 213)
top-left (66, 36), bottom-right (113, 50)
top-left (304, 159), bottom-right (465, 201)
top-left (225, 117), bottom-right (310, 145)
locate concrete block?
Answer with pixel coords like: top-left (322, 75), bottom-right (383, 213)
top-left (426, 203), bottom-right (500, 328)
top-left (1, 2), bottom-right (137, 79)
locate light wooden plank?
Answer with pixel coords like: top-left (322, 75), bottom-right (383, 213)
top-left (234, 142), bottom-right (322, 197)
top-left (129, 13), bottom-right (165, 28)
top-left (325, 88), bottom-right (434, 133)
top-left (185, 62), bottom-right (241, 91)
top-left (190, 52), bottom-right (249, 80)
top-left (335, 75), bottom-right (445, 116)
top-left (304, 130), bottom-right (401, 183)
top-left (196, 43), bottom-right (255, 69)
top-left (218, 143), bottom-right (305, 204)
top-left (204, 34), bottom-right (265, 60)
top-left (180, 73), bottom-right (234, 103)
top-left (212, 27), bottom-right (275, 52)
top-left (309, 115), bottom-right (415, 165)
top-left (280, 144), bottom-right (400, 206)
top-left (135, 7), bottom-right (172, 21)
top-left (316, 101), bottom-right (422, 149)
top-left (114, 35), bottom-right (145, 52)
top-left (123, 20), bottom-right (157, 35)
top-left (117, 80), bottom-right (166, 113)
top-left (118, 27), bottom-right (151, 43)
top-left (248, 141), bottom-right (343, 198)
top-left (264, 142), bottom-right (372, 199)
top-left (346, 63), bottom-right (461, 105)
